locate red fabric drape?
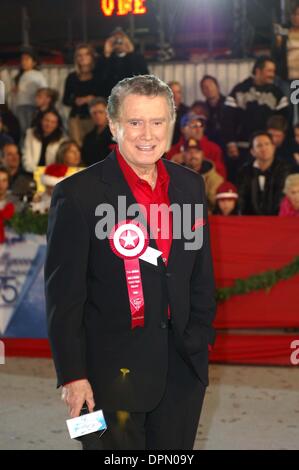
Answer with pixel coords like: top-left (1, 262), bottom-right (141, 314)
top-left (210, 216), bottom-right (299, 329)
top-left (209, 333), bottom-right (299, 366)
top-left (3, 335), bottom-right (299, 366)
top-left (2, 217), bottom-right (299, 365)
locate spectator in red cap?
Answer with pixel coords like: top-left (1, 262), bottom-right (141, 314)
top-left (31, 163), bottom-right (69, 213)
top-left (166, 112), bottom-right (227, 179)
top-left (213, 181), bottom-right (239, 216)
top-left (180, 138), bottom-right (224, 211)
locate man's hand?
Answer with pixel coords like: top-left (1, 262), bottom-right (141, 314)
top-left (61, 379), bottom-right (95, 418)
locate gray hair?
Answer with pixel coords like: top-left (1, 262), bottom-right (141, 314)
top-left (107, 75), bottom-right (176, 123)
top-left (284, 173), bottom-right (299, 194)
top-left (88, 96), bottom-right (107, 112)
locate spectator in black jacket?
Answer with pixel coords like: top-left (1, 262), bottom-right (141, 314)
top-left (200, 75), bottom-right (226, 149)
top-left (82, 97), bottom-right (113, 167)
top-left (63, 44), bottom-right (99, 146)
top-left (1, 143), bottom-right (35, 201)
top-left (223, 56), bottom-right (290, 182)
top-left (266, 115), bottom-right (293, 164)
top-left (168, 81), bottom-right (189, 145)
top-left (95, 28), bottom-right (149, 99)
top-left (237, 131), bottom-right (291, 215)
top-left (0, 104), bottom-right (21, 145)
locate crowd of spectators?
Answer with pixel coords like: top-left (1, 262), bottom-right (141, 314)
top-left (1, 15), bottom-right (299, 221)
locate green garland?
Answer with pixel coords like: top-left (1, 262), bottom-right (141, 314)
top-left (5, 211), bottom-right (299, 302)
top-left (6, 210), bottom-right (48, 236)
top-left (216, 256), bottom-right (299, 302)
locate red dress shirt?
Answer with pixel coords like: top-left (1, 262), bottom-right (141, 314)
top-left (116, 146), bottom-right (173, 266)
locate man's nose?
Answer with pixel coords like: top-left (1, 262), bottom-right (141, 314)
top-left (142, 123), bottom-right (152, 140)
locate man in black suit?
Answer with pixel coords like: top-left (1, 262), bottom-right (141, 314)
top-left (45, 75), bottom-right (216, 450)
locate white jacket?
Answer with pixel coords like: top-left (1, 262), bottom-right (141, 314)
top-left (22, 128), bottom-right (66, 173)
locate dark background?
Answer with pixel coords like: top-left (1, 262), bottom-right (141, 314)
top-left (0, 0), bottom-right (287, 63)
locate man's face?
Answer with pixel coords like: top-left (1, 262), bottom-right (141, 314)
top-left (0, 172), bottom-right (9, 196)
top-left (35, 91), bottom-right (51, 110)
top-left (109, 94), bottom-right (172, 169)
top-left (267, 128), bottom-right (286, 148)
top-left (184, 148), bottom-right (203, 172)
top-left (182, 119), bottom-right (205, 141)
top-left (201, 79), bottom-right (219, 101)
top-left (252, 135), bottom-right (275, 162)
top-left (287, 184), bottom-right (299, 210)
top-left (170, 84), bottom-right (182, 107)
top-left (255, 61), bottom-right (276, 85)
top-left (90, 103), bottom-right (108, 128)
top-left (3, 144), bottom-right (20, 169)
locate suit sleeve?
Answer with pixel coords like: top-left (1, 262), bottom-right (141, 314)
top-left (183, 176), bottom-right (217, 355)
top-left (44, 182), bottom-right (90, 387)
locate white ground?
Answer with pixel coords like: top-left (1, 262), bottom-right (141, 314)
top-left (0, 358), bottom-right (298, 450)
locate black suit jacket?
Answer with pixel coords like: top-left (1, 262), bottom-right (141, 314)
top-left (45, 152), bottom-right (216, 412)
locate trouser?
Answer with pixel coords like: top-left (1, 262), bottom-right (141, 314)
top-left (80, 328), bottom-right (206, 450)
top-left (68, 116), bottom-right (94, 147)
top-left (16, 105), bottom-right (36, 139)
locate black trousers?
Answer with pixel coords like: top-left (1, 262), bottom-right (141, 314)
top-left (80, 328), bottom-right (206, 450)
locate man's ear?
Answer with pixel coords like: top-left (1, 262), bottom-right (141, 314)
top-left (108, 119), bottom-right (118, 141)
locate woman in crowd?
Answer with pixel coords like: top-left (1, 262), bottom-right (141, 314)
top-left (13, 48), bottom-right (47, 137)
top-left (279, 173), bottom-right (299, 216)
top-left (56, 140), bottom-right (82, 167)
top-left (22, 109), bottom-right (66, 173)
top-left (63, 44), bottom-right (98, 146)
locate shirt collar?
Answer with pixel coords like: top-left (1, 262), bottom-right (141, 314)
top-left (115, 146), bottom-right (170, 189)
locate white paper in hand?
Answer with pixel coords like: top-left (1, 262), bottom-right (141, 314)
top-left (66, 410), bottom-right (107, 439)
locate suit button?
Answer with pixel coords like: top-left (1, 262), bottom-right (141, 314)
top-left (165, 273), bottom-right (172, 278)
top-left (160, 321), bottom-right (168, 329)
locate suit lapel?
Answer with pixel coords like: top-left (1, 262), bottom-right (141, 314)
top-left (166, 163), bottom-right (186, 271)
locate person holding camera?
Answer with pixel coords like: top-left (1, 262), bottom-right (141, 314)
top-left (96, 28), bottom-right (149, 98)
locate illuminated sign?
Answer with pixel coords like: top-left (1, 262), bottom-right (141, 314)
top-left (101, 0), bottom-right (147, 17)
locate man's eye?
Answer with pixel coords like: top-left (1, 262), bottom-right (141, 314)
top-left (130, 121), bottom-right (140, 126)
top-left (154, 121), bottom-right (162, 126)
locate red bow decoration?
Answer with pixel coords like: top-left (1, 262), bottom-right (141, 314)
top-left (0, 202), bottom-right (15, 243)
